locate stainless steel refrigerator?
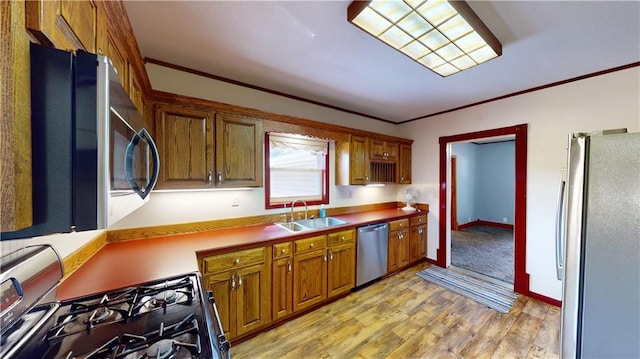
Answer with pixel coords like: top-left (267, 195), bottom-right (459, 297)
top-left (556, 130), bottom-right (640, 358)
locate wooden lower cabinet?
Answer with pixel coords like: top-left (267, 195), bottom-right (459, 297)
top-left (201, 248), bottom-right (271, 340)
top-left (388, 219), bottom-right (410, 273)
top-left (272, 256), bottom-right (293, 321)
top-left (409, 215), bottom-right (428, 263)
top-left (293, 249), bottom-right (327, 312)
top-left (327, 229), bottom-right (356, 298)
top-left (327, 243), bottom-right (355, 298)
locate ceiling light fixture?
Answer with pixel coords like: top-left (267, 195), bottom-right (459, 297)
top-left (348, 0), bottom-right (502, 77)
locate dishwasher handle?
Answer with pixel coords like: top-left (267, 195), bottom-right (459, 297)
top-left (357, 223), bottom-right (389, 233)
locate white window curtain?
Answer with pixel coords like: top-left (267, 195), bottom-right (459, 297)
top-left (268, 133), bottom-right (329, 205)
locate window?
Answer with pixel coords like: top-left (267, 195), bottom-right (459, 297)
top-left (265, 133), bottom-right (329, 209)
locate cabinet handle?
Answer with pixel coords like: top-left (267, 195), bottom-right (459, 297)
top-left (310, 243), bottom-right (314, 248)
top-left (329, 250), bottom-right (334, 261)
top-left (234, 258), bottom-right (240, 265)
top-left (365, 175), bottom-right (369, 181)
top-left (207, 171), bottom-right (212, 184)
top-left (288, 260), bottom-right (292, 272)
top-left (217, 171), bottom-right (223, 184)
top-left (231, 274), bottom-right (236, 290)
top-left (323, 251), bottom-right (327, 262)
top-left (238, 273), bottom-right (243, 287)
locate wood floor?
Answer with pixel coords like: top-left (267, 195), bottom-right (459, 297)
top-left (232, 263), bottom-right (560, 359)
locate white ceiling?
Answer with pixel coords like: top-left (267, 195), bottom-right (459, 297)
top-left (124, 1), bottom-right (640, 124)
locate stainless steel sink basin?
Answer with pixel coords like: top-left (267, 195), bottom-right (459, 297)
top-left (296, 217), bottom-right (349, 229)
top-left (275, 222), bottom-right (310, 232)
top-left (275, 217), bottom-right (349, 232)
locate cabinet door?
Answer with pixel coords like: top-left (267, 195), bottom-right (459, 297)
top-left (215, 113), bottom-right (263, 187)
top-left (26, 0), bottom-right (95, 52)
top-left (58, 0), bottom-right (97, 53)
top-left (293, 249), bottom-right (327, 312)
top-left (387, 230), bottom-right (400, 273)
top-left (350, 136), bottom-right (369, 185)
top-left (398, 228), bottom-right (410, 268)
top-left (370, 139), bottom-right (398, 161)
top-left (409, 225), bottom-right (426, 263)
top-left (272, 257), bottom-right (293, 321)
top-left (327, 244), bottom-right (355, 298)
top-left (155, 104), bottom-right (214, 189)
top-left (205, 272), bottom-right (235, 339)
top-left (398, 143), bottom-right (412, 184)
top-left (235, 263), bottom-right (271, 337)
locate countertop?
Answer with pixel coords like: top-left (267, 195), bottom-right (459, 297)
top-left (57, 208), bottom-right (426, 300)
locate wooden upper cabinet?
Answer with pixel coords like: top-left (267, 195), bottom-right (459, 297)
top-left (215, 113), bottom-right (263, 187)
top-left (154, 104), bottom-right (215, 189)
top-left (2, 0), bottom-right (33, 232)
top-left (336, 135), bottom-right (369, 185)
top-left (398, 143), bottom-right (412, 184)
top-left (26, 0), bottom-right (96, 53)
top-left (370, 139), bottom-right (398, 162)
top-left (128, 61), bottom-right (144, 114)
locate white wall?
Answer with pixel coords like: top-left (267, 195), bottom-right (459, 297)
top-left (451, 143), bottom-right (477, 224)
top-left (476, 141), bottom-right (515, 224)
top-left (399, 67), bottom-right (640, 300)
top-left (452, 141), bottom-right (515, 226)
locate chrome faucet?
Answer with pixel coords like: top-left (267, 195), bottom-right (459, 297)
top-left (291, 199), bottom-right (308, 222)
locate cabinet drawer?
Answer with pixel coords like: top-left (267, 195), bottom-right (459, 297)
top-left (410, 215), bottom-right (427, 227)
top-left (201, 247), bottom-right (265, 275)
top-left (389, 219), bottom-right (409, 232)
top-left (273, 242), bottom-right (292, 259)
top-left (328, 229), bottom-right (355, 247)
top-left (294, 235), bottom-right (327, 255)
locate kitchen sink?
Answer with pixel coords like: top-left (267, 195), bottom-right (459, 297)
top-left (275, 222), bottom-right (310, 232)
top-left (295, 217), bottom-right (349, 229)
top-left (275, 217), bottom-right (349, 232)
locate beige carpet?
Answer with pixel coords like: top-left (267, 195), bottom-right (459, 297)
top-left (451, 225), bottom-right (514, 283)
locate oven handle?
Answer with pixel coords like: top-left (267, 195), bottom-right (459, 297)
top-left (207, 290), bottom-right (231, 356)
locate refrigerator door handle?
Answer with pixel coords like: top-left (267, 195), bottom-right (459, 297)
top-left (555, 169), bottom-right (567, 280)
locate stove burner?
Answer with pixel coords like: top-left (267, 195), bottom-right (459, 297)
top-left (154, 290), bottom-right (178, 306)
top-left (146, 339), bottom-right (176, 359)
top-left (91, 308), bottom-right (114, 324)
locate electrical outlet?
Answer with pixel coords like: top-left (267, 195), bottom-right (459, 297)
top-left (232, 196), bottom-right (240, 207)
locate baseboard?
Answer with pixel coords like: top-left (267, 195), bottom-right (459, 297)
top-left (528, 290), bottom-right (562, 307)
top-left (456, 219), bottom-right (514, 230)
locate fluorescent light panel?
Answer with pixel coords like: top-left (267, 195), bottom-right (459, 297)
top-left (348, 0), bottom-right (502, 77)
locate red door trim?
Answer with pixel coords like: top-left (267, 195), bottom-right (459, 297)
top-left (438, 124), bottom-right (530, 295)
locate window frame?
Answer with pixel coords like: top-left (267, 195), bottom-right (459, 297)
top-left (264, 133), bottom-right (330, 209)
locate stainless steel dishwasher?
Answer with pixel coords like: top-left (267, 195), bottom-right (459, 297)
top-left (356, 222), bottom-right (389, 287)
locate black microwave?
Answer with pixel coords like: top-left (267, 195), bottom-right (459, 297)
top-left (1, 43), bottom-right (159, 240)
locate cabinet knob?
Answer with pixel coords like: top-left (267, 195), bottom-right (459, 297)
top-left (288, 260), bottom-right (292, 272)
top-left (341, 236), bottom-right (345, 241)
top-left (310, 243), bottom-right (314, 248)
top-left (234, 258), bottom-right (240, 264)
top-left (281, 248), bottom-right (286, 254)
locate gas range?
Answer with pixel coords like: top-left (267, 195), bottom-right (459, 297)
top-left (0, 245), bottom-right (230, 359)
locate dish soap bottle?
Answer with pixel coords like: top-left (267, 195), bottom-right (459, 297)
top-left (319, 204), bottom-right (326, 218)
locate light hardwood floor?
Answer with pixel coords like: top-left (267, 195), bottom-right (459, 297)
top-left (232, 263), bottom-right (560, 359)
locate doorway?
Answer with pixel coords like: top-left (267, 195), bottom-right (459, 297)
top-left (437, 124), bottom-right (530, 295)
top-left (450, 139), bottom-right (515, 284)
